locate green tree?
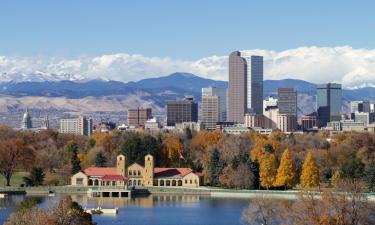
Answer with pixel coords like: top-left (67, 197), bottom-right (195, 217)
top-left (23, 167), bottom-right (45, 187)
top-left (274, 149), bottom-right (295, 189)
top-left (85, 138), bottom-right (96, 150)
top-left (364, 165), bottom-right (375, 192)
top-left (95, 151), bottom-right (107, 167)
top-left (65, 141), bottom-right (81, 175)
top-left (120, 134), bottom-right (159, 165)
top-left (208, 148), bottom-right (223, 186)
top-left (300, 152), bottom-right (320, 188)
top-left (341, 158), bottom-right (365, 179)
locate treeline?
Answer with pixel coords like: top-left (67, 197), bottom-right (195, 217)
top-left (1, 126), bottom-right (375, 191)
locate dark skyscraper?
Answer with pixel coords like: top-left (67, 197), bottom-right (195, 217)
top-left (278, 88), bottom-right (297, 116)
top-left (228, 51), bottom-right (263, 123)
top-left (127, 108), bottom-right (152, 127)
top-left (166, 98), bottom-right (198, 126)
top-left (316, 83), bottom-right (342, 127)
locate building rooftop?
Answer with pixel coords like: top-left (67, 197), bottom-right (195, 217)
top-left (84, 167), bottom-right (118, 176)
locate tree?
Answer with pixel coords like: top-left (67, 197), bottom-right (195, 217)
top-left (259, 153), bottom-right (277, 189)
top-left (364, 164), bottom-right (375, 192)
top-left (120, 134), bottom-right (158, 165)
top-left (274, 149), bottom-right (295, 189)
top-left (300, 152), bottom-right (319, 188)
top-left (219, 163), bottom-right (255, 189)
top-left (23, 167), bottom-right (45, 187)
top-left (163, 137), bottom-right (184, 163)
top-left (341, 157), bottom-right (365, 179)
top-left (242, 195), bottom-right (283, 225)
top-left (65, 141), bottom-right (81, 175)
top-left (85, 138), bottom-right (96, 150)
top-left (0, 139), bottom-right (29, 186)
top-left (95, 151), bottom-right (107, 167)
top-left (208, 148), bottom-right (223, 186)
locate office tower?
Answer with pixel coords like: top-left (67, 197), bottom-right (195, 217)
top-left (354, 112), bottom-right (375, 126)
top-left (244, 113), bottom-right (263, 128)
top-left (316, 83), bottom-right (342, 127)
top-left (263, 106), bottom-right (279, 129)
top-left (301, 112), bottom-right (317, 130)
top-left (201, 96), bottom-right (220, 130)
top-left (40, 115), bottom-right (49, 130)
top-left (277, 114), bottom-right (297, 132)
top-left (228, 51), bottom-right (263, 123)
top-left (127, 108), bottom-right (152, 127)
top-left (20, 108), bottom-right (32, 129)
top-left (60, 116), bottom-right (93, 136)
top-left (278, 88), bottom-right (297, 116)
top-left (166, 97), bottom-right (198, 126)
top-left (202, 86), bottom-right (227, 122)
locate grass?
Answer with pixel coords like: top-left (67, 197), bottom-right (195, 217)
top-left (0, 171), bottom-right (28, 187)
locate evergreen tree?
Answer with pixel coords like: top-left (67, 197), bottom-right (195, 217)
top-left (23, 167), bottom-right (45, 187)
top-left (259, 153), bottom-right (277, 189)
top-left (248, 160), bottom-right (260, 189)
top-left (364, 165), bottom-right (375, 192)
top-left (85, 138), bottom-right (96, 150)
top-left (300, 152), bottom-right (320, 188)
top-left (95, 152), bottom-right (107, 167)
top-left (341, 158), bottom-right (365, 179)
top-left (65, 141), bottom-right (81, 175)
top-left (274, 149), bottom-right (295, 189)
top-left (263, 144), bottom-right (274, 153)
top-left (209, 148), bottom-right (223, 186)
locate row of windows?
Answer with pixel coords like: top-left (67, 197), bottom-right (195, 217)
top-left (128, 180), bottom-right (142, 186)
top-left (128, 170), bottom-right (141, 176)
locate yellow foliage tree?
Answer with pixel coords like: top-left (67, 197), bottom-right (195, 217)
top-left (300, 152), bottom-right (320, 188)
top-left (274, 149), bottom-right (295, 189)
top-left (91, 133), bottom-right (114, 152)
top-left (259, 153), bottom-right (277, 189)
top-left (163, 137), bottom-right (184, 162)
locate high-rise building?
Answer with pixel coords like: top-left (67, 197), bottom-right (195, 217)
top-left (202, 86), bottom-right (227, 122)
top-left (166, 98), bottom-right (198, 126)
top-left (60, 116), bottom-right (93, 136)
top-left (40, 115), bottom-right (49, 130)
top-left (301, 112), bottom-right (317, 130)
top-left (263, 106), bottom-right (279, 129)
top-left (316, 83), bottom-right (342, 127)
top-left (228, 51), bottom-right (263, 123)
top-left (127, 108), bottom-right (152, 127)
top-left (201, 95), bottom-right (220, 130)
top-left (277, 114), bottom-right (297, 132)
top-left (244, 113), bottom-right (263, 128)
top-left (20, 108), bottom-right (32, 129)
top-left (278, 88), bottom-right (297, 116)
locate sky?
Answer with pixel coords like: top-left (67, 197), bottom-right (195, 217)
top-left (1, 0), bottom-right (375, 88)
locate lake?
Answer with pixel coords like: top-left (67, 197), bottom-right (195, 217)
top-left (0, 194), bottom-right (250, 225)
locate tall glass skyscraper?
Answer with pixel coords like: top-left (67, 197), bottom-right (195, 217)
top-left (228, 51), bottom-right (263, 123)
top-left (316, 83), bottom-right (342, 127)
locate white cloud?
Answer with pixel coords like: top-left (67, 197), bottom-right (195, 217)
top-left (1, 46), bottom-right (375, 88)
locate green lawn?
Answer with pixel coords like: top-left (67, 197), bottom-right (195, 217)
top-left (0, 172), bottom-right (28, 187)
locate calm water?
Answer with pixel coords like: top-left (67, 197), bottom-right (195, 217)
top-left (0, 194), bottom-right (250, 225)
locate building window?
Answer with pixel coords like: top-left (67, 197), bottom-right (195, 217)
top-left (76, 178), bottom-right (83, 185)
top-left (112, 181), bottom-right (116, 186)
top-left (129, 170), bottom-right (132, 176)
top-left (190, 180), bottom-right (192, 184)
top-left (185, 180), bottom-right (187, 184)
top-left (129, 180), bottom-right (132, 186)
top-left (138, 170), bottom-right (141, 176)
top-left (138, 180), bottom-right (141, 186)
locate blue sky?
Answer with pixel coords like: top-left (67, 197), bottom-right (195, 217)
top-left (1, 0), bottom-right (374, 58)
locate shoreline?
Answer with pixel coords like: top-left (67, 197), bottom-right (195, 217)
top-left (1, 186), bottom-right (375, 201)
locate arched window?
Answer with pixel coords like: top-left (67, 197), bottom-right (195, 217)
top-left (178, 180), bottom-right (182, 186)
top-left (172, 180), bottom-right (176, 186)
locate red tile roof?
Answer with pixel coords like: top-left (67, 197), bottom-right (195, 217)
top-left (84, 167), bottom-right (117, 176)
top-left (101, 174), bottom-right (128, 181)
top-left (154, 168), bottom-right (193, 178)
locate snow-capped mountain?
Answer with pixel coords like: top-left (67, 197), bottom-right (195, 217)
top-left (0, 71), bottom-right (86, 83)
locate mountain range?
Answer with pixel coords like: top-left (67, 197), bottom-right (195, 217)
top-left (1, 72), bottom-right (375, 116)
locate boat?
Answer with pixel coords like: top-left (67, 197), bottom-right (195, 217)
top-left (84, 207), bottom-right (118, 215)
top-left (0, 193), bottom-right (7, 198)
top-left (48, 190), bottom-right (55, 197)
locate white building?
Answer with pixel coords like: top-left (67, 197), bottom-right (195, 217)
top-left (263, 97), bottom-right (278, 110)
top-left (60, 116), bottom-right (93, 136)
top-left (145, 117), bottom-right (161, 131)
top-left (263, 106), bottom-right (279, 129)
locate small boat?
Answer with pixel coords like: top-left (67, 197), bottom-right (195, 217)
top-left (0, 193), bottom-right (7, 198)
top-left (84, 207), bottom-right (118, 215)
top-left (48, 190), bottom-right (55, 197)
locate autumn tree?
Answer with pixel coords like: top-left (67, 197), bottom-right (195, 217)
top-left (0, 139), bottom-right (33, 186)
top-left (259, 153), bottom-right (277, 189)
top-left (274, 149), bottom-right (295, 189)
top-left (163, 137), bottom-right (184, 163)
top-left (300, 152), bottom-right (319, 188)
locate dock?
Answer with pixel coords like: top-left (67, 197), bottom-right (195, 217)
top-left (84, 207), bottom-right (118, 215)
top-left (87, 188), bottom-right (132, 198)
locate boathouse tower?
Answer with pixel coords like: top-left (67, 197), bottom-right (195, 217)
top-left (143, 154), bottom-right (154, 187)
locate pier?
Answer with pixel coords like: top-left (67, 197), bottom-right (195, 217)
top-left (87, 188), bottom-right (132, 198)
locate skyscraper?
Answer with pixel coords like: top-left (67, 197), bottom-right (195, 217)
top-left (127, 108), bottom-right (152, 127)
top-left (228, 51), bottom-right (263, 123)
top-left (202, 86), bottom-right (227, 122)
top-left (201, 95), bottom-right (220, 130)
top-left (60, 116), bottom-right (93, 136)
top-left (166, 98), bottom-right (198, 126)
top-left (316, 83), bottom-right (342, 127)
top-left (278, 88), bottom-right (297, 116)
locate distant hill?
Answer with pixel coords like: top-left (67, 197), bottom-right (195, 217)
top-left (0, 72), bottom-right (375, 115)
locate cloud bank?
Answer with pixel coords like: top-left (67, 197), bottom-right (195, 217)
top-left (1, 46), bottom-right (375, 88)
